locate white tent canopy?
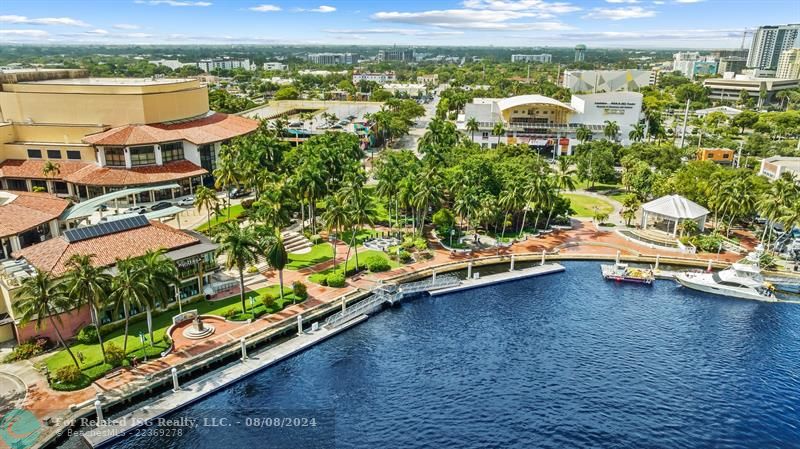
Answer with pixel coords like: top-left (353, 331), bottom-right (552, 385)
top-left (640, 194), bottom-right (709, 236)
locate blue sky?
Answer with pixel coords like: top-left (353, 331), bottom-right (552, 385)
top-left (1, 0), bottom-right (798, 48)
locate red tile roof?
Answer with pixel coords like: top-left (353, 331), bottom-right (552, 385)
top-left (0, 191), bottom-right (70, 238)
top-left (0, 159), bottom-right (92, 181)
top-left (63, 160), bottom-right (207, 186)
top-left (82, 112), bottom-right (258, 146)
top-left (14, 221), bottom-right (199, 276)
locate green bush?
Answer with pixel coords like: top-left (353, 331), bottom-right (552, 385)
top-left (55, 365), bottom-right (82, 384)
top-left (432, 208), bottom-right (455, 233)
top-left (414, 238), bottom-right (427, 251)
top-left (260, 292), bottom-right (276, 309)
top-left (223, 308), bottom-right (238, 320)
top-left (365, 254), bottom-right (390, 272)
top-left (292, 281), bottom-right (308, 299)
top-left (327, 272), bottom-right (346, 288)
top-left (2, 338), bottom-right (48, 363)
top-left (241, 198), bottom-right (255, 209)
top-left (246, 265), bottom-right (259, 274)
top-left (104, 342), bottom-right (126, 367)
top-left (398, 250), bottom-right (413, 263)
top-left (309, 234), bottom-right (324, 244)
top-left (76, 325), bottom-right (99, 345)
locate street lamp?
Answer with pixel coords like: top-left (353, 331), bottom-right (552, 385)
top-left (450, 228), bottom-right (455, 248)
top-left (139, 332), bottom-right (148, 362)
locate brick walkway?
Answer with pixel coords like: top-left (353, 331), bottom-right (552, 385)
top-left (8, 220), bottom-right (760, 444)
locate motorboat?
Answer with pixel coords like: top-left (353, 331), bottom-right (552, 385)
top-left (601, 262), bottom-right (655, 285)
top-left (675, 250), bottom-right (777, 302)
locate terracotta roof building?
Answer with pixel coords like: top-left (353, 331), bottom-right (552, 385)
top-left (0, 190), bottom-right (70, 260)
top-left (0, 70), bottom-right (257, 203)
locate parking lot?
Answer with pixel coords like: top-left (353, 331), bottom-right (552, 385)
top-left (243, 100), bottom-right (383, 133)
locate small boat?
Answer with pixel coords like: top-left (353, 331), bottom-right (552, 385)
top-left (601, 262), bottom-right (655, 285)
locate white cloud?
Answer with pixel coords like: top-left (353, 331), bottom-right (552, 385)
top-left (461, 0), bottom-right (581, 14)
top-left (311, 5), bottom-right (336, 13)
top-left (582, 6), bottom-right (656, 20)
top-left (606, 0), bottom-right (639, 3)
top-left (0, 15), bottom-right (89, 27)
top-left (0, 29), bottom-right (49, 37)
top-left (675, 0), bottom-right (705, 3)
top-left (653, 1), bottom-right (665, 4)
top-left (558, 28), bottom-right (740, 41)
top-left (250, 4), bottom-right (281, 12)
top-left (85, 28), bottom-right (109, 35)
top-left (326, 28), bottom-right (463, 36)
top-left (113, 23), bottom-right (140, 30)
top-left (134, 0), bottom-right (212, 6)
top-left (125, 32), bottom-right (155, 38)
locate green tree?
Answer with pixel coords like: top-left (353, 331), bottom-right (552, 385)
top-left (491, 122), bottom-right (505, 146)
top-left (264, 232), bottom-right (289, 302)
top-left (136, 250), bottom-right (179, 344)
top-left (628, 123), bottom-right (645, 142)
top-left (214, 223), bottom-right (262, 313)
top-left (108, 257), bottom-right (150, 355)
top-left (63, 255), bottom-right (112, 364)
top-left (194, 186), bottom-right (219, 229)
top-left (603, 120), bottom-right (619, 142)
top-left (465, 117), bottom-right (479, 141)
top-left (321, 194), bottom-right (350, 270)
top-left (576, 125), bottom-right (592, 144)
top-left (274, 86), bottom-right (300, 100)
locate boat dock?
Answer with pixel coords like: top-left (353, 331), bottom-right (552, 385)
top-left (429, 263), bottom-right (565, 296)
top-left (82, 315), bottom-right (369, 448)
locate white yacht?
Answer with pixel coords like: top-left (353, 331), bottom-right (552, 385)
top-left (675, 251), bottom-right (777, 302)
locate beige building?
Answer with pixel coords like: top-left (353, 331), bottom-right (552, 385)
top-left (776, 48), bottom-right (800, 80)
top-left (0, 69), bottom-right (257, 202)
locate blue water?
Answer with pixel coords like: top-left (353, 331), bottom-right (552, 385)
top-left (106, 262), bottom-right (800, 449)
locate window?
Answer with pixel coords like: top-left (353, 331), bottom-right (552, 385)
top-left (199, 144), bottom-right (217, 171)
top-left (104, 147), bottom-right (126, 167)
top-left (481, 132), bottom-right (489, 139)
top-left (47, 149), bottom-right (61, 159)
top-left (27, 149), bottom-right (42, 159)
top-left (161, 141), bottom-right (185, 163)
top-left (129, 145), bottom-right (156, 166)
top-left (707, 153), bottom-right (714, 159)
top-left (66, 150), bottom-right (82, 160)
top-left (722, 153), bottom-right (729, 159)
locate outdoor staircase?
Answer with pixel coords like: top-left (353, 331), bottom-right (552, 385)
top-left (282, 231), bottom-right (313, 254)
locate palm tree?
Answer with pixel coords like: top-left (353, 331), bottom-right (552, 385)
top-left (603, 120), bottom-right (619, 142)
top-left (15, 272), bottom-right (80, 368)
top-left (136, 250), bottom-right (179, 344)
top-left (465, 117), bottom-right (479, 141)
top-left (41, 161), bottom-right (61, 192)
top-left (343, 188), bottom-right (377, 273)
top-left (545, 158), bottom-right (577, 229)
top-left (194, 186), bottom-right (219, 229)
top-left (498, 186), bottom-right (521, 240)
top-left (321, 194), bottom-right (349, 270)
top-left (63, 254), bottom-right (111, 364)
top-left (576, 125), bottom-right (592, 144)
top-left (413, 167), bottom-right (444, 236)
top-left (264, 232), bottom-right (289, 301)
top-left (214, 223), bottom-right (262, 314)
top-left (491, 122), bottom-right (505, 146)
top-left (213, 157), bottom-right (240, 219)
top-left (109, 257), bottom-right (150, 355)
top-left (628, 123), bottom-right (645, 142)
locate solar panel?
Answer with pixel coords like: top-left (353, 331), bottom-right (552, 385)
top-left (63, 215), bottom-right (150, 243)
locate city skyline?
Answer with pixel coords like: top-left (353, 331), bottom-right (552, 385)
top-left (1, 0), bottom-right (798, 49)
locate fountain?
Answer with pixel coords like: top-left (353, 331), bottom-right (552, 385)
top-left (182, 315), bottom-right (215, 340)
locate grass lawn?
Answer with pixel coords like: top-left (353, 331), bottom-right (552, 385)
top-left (196, 204), bottom-right (245, 231)
top-left (562, 193), bottom-right (615, 218)
top-left (308, 250), bottom-right (399, 284)
top-left (43, 284), bottom-right (293, 387)
top-left (340, 229), bottom-right (382, 246)
top-left (572, 178), bottom-right (622, 193)
top-left (286, 243), bottom-right (334, 270)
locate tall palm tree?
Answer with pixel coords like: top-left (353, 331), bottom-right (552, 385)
top-left (213, 157), bottom-right (240, 219)
top-left (628, 123), bottom-right (645, 142)
top-left (341, 187), bottom-right (377, 273)
top-left (545, 158), bottom-right (577, 229)
top-left (491, 122), bottom-right (505, 146)
top-left (498, 186), bottom-right (521, 240)
top-left (109, 257), bottom-right (151, 355)
top-left (215, 223), bottom-right (262, 314)
top-left (465, 117), bottom-right (479, 141)
top-left (576, 125), bottom-right (592, 144)
top-left (413, 167), bottom-right (444, 236)
top-left (194, 186), bottom-right (219, 229)
top-left (603, 120), bottom-right (619, 142)
top-left (136, 250), bottom-right (179, 344)
top-left (321, 194), bottom-right (349, 270)
top-left (63, 254), bottom-right (112, 364)
top-left (15, 272), bottom-right (80, 368)
top-left (264, 232), bottom-right (289, 301)
top-left (41, 161), bottom-right (61, 192)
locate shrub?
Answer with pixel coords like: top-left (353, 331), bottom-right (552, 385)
top-left (246, 265), bottom-right (259, 274)
top-left (2, 339), bottom-right (47, 363)
top-left (414, 238), bottom-right (427, 251)
top-left (241, 198), bottom-right (255, 209)
top-left (292, 281), bottom-right (308, 299)
top-left (54, 365), bottom-right (82, 384)
top-left (76, 325), bottom-right (99, 345)
top-left (398, 250), bottom-right (413, 263)
top-left (104, 342), bottom-right (126, 367)
top-left (327, 272), bottom-right (346, 288)
top-left (309, 234), bottom-right (324, 244)
top-left (260, 292), bottom-right (276, 309)
top-left (223, 308), bottom-right (238, 320)
top-left (365, 254), bottom-right (390, 272)
top-left (432, 208), bottom-right (455, 233)
top-left (401, 237), bottom-right (415, 250)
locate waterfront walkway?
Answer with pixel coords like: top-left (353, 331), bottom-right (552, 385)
top-left (3, 218), bottom-right (786, 449)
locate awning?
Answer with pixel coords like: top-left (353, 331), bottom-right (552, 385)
top-left (60, 184), bottom-right (180, 221)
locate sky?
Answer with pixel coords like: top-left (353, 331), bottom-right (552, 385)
top-left (0, 0), bottom-right (798, 49)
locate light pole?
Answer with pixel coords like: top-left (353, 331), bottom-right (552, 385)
top-left (450, 228), bottom-right (455, 248)
top-left (139, 332), bottom-right (148, 362)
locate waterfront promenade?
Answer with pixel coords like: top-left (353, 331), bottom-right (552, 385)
top-left (0, 219), bottom-right (782, 449)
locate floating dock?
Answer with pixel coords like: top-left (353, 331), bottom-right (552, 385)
top-left (429, 263), bottom-right (565, 296)
top-left (83, 315), bottom-right (369, 448)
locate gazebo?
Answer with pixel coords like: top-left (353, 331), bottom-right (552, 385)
top-left (640, 195), bottom-right (709, 236)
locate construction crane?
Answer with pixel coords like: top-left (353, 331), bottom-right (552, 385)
top-left (740, 29), bottom-right (754, 50)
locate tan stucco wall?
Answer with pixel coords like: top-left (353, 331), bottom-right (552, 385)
top-left (501, 104), bottom-right (572, 124)
top-left (12, 124), bottom-right (106, 144)
top-left (0, 123), bottom-right (14, 144)
top-left (0, 80), bottom-right (209, 126)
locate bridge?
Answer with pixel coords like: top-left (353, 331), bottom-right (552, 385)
top-left (324, 274), bottom-right (461, 329)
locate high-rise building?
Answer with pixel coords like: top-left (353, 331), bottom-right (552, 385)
top-left (511, 54), bottom-right (552, 63)
top-left (718, 56), bottom-right (747, 75)
top-left (196, 58), bottom-right (253, 72)
top-left (307, 53), bottom-right (355, 65)
top-left (672, 52), bottom-right (718, 79)
top-left (776, 48), bottom-right (800, 79)
top-left (377, 48), bottom-right (415, 62)
top-left (746, 24), bottom-right (800, 70)
top-left (574, 45), bottom-right (586, 63)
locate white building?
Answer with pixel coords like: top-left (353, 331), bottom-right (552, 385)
top-left (747, 24), bottom-right (800, 70)
top-left (307, 53), bottom-right (355, 65)
top-left (263, 62), bottom-right (288, 71)
top-left (511, 54), bottom-right (552, 63)
top-left (759, 156), bottom-right (800, 181)
top-left (457, 92), bottom-right (643, 155)
top-left (149, 59), bottom-right (193, 70)
top-left (197, 58), bottom-right (254, 72)
top-left (562, 70), bottom-right (654, 93)
top-left (672, 52), bottom-right (717, 79)
top-left (776, 48), bottom-right (800, 80)
top-left (382, 83), bottom-right (426, 97)
top-left (352, 71), bottom-right (396, 84)
top-left (703, 75), bottom-right (800, 106)
top-left (417, 74), bottom-right (439, 85)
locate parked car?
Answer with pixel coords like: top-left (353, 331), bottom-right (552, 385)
top-left (150, 202), bottom-right (172, 211)
top-left (96, 204), bottom-right (108, 212)
top-left (330, 124), bottom-right (343, 129)
top-left (317, 123), bottom-right (329, 130)
top-left (125, 205), bottom-right (147, 214)
top-left (338, 119), bottom-right (349, 125)
top-left (288, 121), bottom-right (303, 128)
top-left (176, 196), bottom-right (195, 207)
top-left (229, 188), bottom-right (249, 199)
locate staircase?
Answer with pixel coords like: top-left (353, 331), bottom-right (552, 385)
top-left (282, 231), bottom-right (313, 254)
